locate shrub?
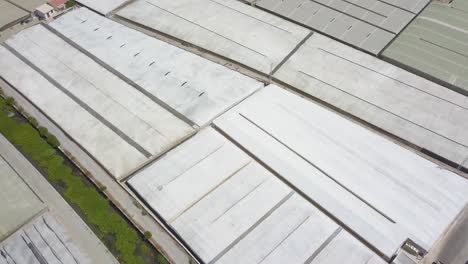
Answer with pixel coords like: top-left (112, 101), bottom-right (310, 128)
top-left (159, 254), bottom-right (171, 264)
top-left (143, 231), bottom-right (152, 240)
top-left (38, 126), bottom-right (48, 136)
top-left (5, 97), bottom-right (15, 106)
top-left (28, 117), bottom-right (38, 127)
top-left (65, 0), bottom-right (76, 8)
top-left (99, 185), bottom-right (107, 192)
top-left (141, 244), bottom-right (151, 255)
top-left (46, 134), bottom-right (60, 148)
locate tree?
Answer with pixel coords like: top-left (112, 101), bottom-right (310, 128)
top-left (143, 231), bottom-right (152, 240)
top-left (66, 0), bottom-right (76, 8)
top-left (38, 126), bottom-right (48, 136)
top-left (46, 134), bottom-right (60, 148)
top-left (5, 97), bottom-right (15, 106)
top-left (28, 117), bottom-right (38, 127)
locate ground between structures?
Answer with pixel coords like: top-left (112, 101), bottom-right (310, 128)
top-left (0, 94), bottom-right (169, 264)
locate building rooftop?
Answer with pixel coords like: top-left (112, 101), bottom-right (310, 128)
top-left (0, 213), bottom-right (90, 263)
top-left (76, 0), bottom-right (129, 14)
top-left (116, 0), bottom-right (311, 74)
top-left (383, 0), bottom-right (468, 95)
top-left (250, 0), bottom-right (431, 55)
top-left (50, 7), bottom-right (263, 126)
top-left (35, 3), bottom-right (54, 13)
top-left (1, 5), bottom-right (467, 264)
top-left (0, 8), bottom-right (263, 179)
top-left (129, 85), bottom-right (468, 262)
top-left (0, 25), bottom-right (195, 179)
top-left (213, 85), bottom-right (468, 259)
top-left (129, 127), bottom-right (387, 264)
top-left (273, 33), bottom-right (468, 166)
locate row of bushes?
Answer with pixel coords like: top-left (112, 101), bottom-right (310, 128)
top-left (4, 95), bottom-right (60, 148)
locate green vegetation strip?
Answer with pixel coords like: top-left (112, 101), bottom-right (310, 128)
top-left (66, 0), bottom-right (77, 8)
top-left (0, 96), bottom-right (168, 264)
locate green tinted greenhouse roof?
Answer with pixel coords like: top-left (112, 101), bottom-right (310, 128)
top-left (383, 0), bottom-right (468, 95)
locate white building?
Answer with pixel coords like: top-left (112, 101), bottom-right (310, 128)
top-left (35, 4), bottom-right (55, 20)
